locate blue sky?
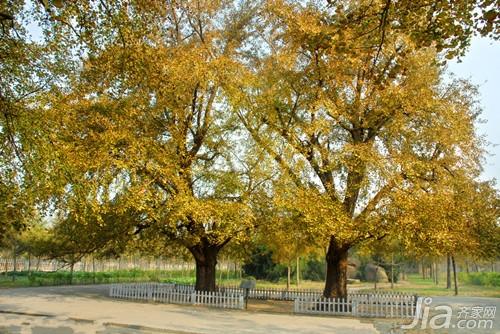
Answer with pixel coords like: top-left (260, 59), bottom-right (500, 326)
top-left (448, 37), bottom-right (500, 188)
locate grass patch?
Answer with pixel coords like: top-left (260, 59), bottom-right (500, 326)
top-left (358, 274), bottom-right (500, 298)
top-left (458, 272), bottom-right (500, 287)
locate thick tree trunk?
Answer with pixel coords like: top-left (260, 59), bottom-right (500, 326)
top-left (323, 237), bottom-right (349, 299)
top-left (189, 244), bottom-right (219, 292)
top-left (452, 255), bottom-right (458, 296)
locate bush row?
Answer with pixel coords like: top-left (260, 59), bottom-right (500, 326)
top-left (458, 272), bottom-right (500, 287)
top-left (0, 269), bottom-right (237, 287)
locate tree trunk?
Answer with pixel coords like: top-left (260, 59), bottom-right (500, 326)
top-left (452, 255), bottom-right (458, 296)
top-left (421, 260), bottom-right (425, 279)
top-left (323, 237), bottom-right (349, 299)
top-left (446, 255), bottom-right (451, 289)
top-left (12, 250), bottom-right (17, 282)
top-left (434, 261), bottom-right (439, 285)
top-left (92, 257), bottom-right (96, 284)
top-left (390, 253), bottom-right (394, 289)
top-left (28, 254), bottom-right (32, 277)
top-left (189, 244), bottom-right (219, 292)
top-left (296, 257), bottom-right (300, 288)
top-left (69, 262), bottom-right (74, 285)
top-left (286, 264), bottom-right (291, 290)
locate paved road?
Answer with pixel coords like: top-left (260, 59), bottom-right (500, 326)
top-left (0, 285), bottom-right (498, 334)
top-left (0, 285), bottom-right (379, 334)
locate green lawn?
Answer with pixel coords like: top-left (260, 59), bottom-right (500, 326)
top-left (219, 274), bottom-right (500, 298)
top-left (357, 274), bottom-right (500, 298)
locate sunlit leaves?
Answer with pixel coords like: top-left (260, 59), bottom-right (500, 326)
top-left (239, 0), bottom-right (491, 258)
top-left (32, 0), bottom-right (261, 259)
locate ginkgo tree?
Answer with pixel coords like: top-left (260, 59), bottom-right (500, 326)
top-left (235, 0), bottom-right (492, 298)
top-left (0, 2), bottom-right (53, 245)
top-left (259, 180), bottom-right (322, 289)
top-left (15, 0), bottom-right (498, 296)
top-left (33, 0), bottom-right (261, 291)
top-left (393, 174), bottom-right (499, 294)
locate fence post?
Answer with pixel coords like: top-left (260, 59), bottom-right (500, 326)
top-left (191, 291), bottom-right (197, 305)
top-left (415, 296), bottom-right (423, 319)
top-left (237, 295), bottom-right (243, 309)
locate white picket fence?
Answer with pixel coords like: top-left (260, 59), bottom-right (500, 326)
top-left (219, 286), bottom-right (322, 301)
top-left (109, 283), bottom-right (420, 318)
top-left (110, 283), bottom-right (244, 309)
top-left (218, 286), bottom-right (416, 304)
top-left (294, 293), bottom-right (422, 318)
top-left (135, 283), bottom-right (321, 301)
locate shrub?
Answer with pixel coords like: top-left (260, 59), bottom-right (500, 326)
top-left (458, 272), bottom-right (500, 287)
top-left (242, 245), bottom-right (286, 282)
top-left (301, 256), bottom-right (325, 281)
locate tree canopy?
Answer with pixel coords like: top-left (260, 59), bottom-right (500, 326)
top-left (235, 0), bottom-right (494, 297)
top-left (0, 0), bottom-right (498, 293)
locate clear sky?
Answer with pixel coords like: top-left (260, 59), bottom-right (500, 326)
top-left (447, 37), bottom-right (500, 188)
